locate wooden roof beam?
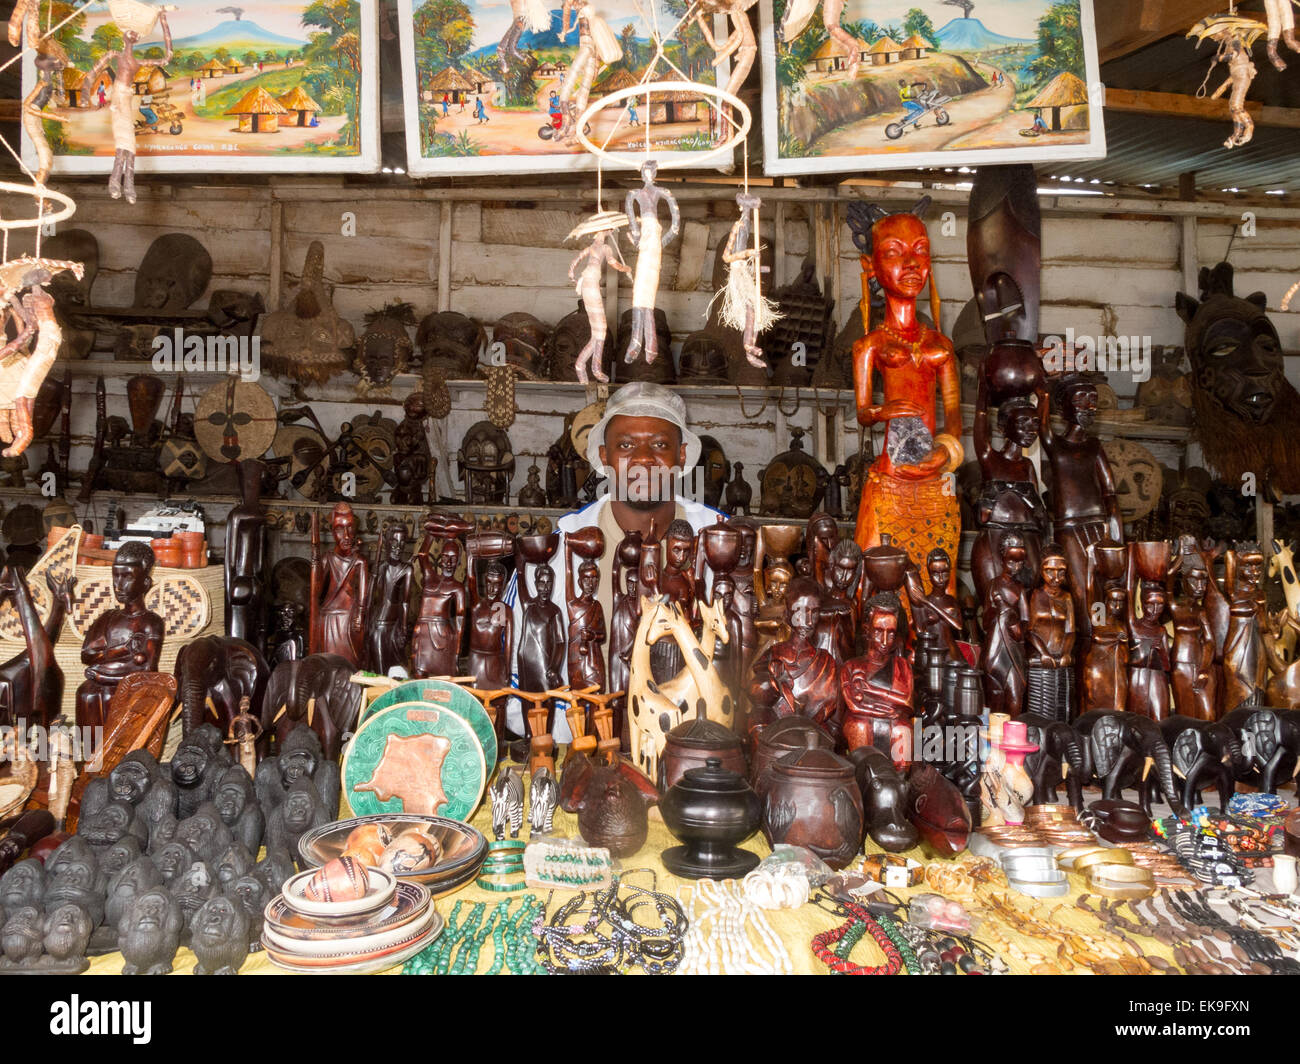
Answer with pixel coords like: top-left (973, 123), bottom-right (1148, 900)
top-left (1105, 85), bottom-right (1300, 129)
top-left (1097, 0), bottom-right (1219, 63)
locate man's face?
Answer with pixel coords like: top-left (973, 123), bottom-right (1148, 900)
top-left (535, 567), bottom-right (554, 599)
top-left (786, 590), bottom-right (819, 635)
top-left (869, 611), bottom-right (898, 655)
top-left (386, 529), bottom-right (407, 562)
top-left (831, 556), bottom-right (857, 592)
top-left (440, 543), bottom-right (460, 577)
top-left (666, 536), bottom-right (691, 570)
top-left (112, 561), bottom-right (146, 605)
top-left (332, 516), bottom-right (356, 555)
top-left (928, 559), bottom-right (951, 591)
top-left (1042, 558), bottom-right (1066, 591)
top-left (600, 415), bottom-right (685, 510)
top-left (579, 566), bottom-right (599, 597)
top-left (1184, 567), bottom-right (1208, 600)
top-left (485, 568), bottom-right (503, 600)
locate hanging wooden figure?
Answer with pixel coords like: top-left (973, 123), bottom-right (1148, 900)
top-left (714, 191), bottom-right (780, 369)
top-left (1262, 0), bottom-right (1300, 69)
top-left (566, 211), bottom-right (631, 384)
top-left (1188, 14), bottom-right (1267, 149)
top-left (696, 0), bottom-right (759, 135)
top-left (625, 160), bottom-right (680, 366)
top-left (8, 0), bottom-right (69, 186)
top-left (84, 0), bottom-right (174, 204)
top-left (0, 258), bottom-right (84, 457)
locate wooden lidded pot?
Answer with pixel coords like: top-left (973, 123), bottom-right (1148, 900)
top-left (661, 718), bottom-right (746, 791)
top-left (749, 716), bottom-right (835, 792)
top-left (759, 744), bottom-right (864, 871)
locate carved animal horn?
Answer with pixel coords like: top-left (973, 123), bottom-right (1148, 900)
top-left (306, 696), bottom-right (315, 727)
top-left (1141, 755), bottom-right (1155, 781)
top-left (206, 697), bottom-right (218, 720)
top-left (272, 702), bottom-right (288, 724)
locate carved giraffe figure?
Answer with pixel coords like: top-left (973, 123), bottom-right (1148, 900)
top-left (1263, 609), bottom-right (1300, 708)
top-left (1268, 538), bottom-right (1300, 656)
top-left (0, 566), bottom-right (75, 729)
top-left (626, 595), bottom-right (730, 782)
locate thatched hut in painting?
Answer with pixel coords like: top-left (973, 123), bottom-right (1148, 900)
top-left (197, 58), bottom-right (225, 78)
top-left (867, 36), bottom-right (902, 65)
top-left (425, 66), bottom-right (476, 104)
top-left (225, 85), bottom-right (288, 132)
top-left (1025, 71), bottom-right (1090, 131)
top-left (61, 67), bottom-right (87, 107)
top-left (225, 58), bottom-right (245, 74)
top-left (900, 34), bottom-right (930, 60)
top-left (805, 36), bottom-right (868, 74)
top-left (277, 85), bottom-right (322, 127)
top-left (132, 65), bottom-right (169, 94)
top-left (537, 59), bottom-right (567, 77)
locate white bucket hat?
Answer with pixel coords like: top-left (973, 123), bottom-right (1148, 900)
top-left (585, 382), bottom-right (702, 481)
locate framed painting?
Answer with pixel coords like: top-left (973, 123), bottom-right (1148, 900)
top-left (759, 0), bottom-right (1106, 175)
top-left (397, 0), bottom-right (733, 175)
top-left (22, 0), bottom-right (379, 174)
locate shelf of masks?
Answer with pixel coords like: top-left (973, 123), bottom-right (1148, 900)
top-left (46, 363), bottom-right (1195, 444)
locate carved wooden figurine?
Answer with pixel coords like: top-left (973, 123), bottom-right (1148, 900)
top-left (75, 542), bottom-right (164, 733)
top-left (1025, 545), bottom-right (1075, 722)
top-left (1082, 578), bottom-right (1130, 714)
top-left (841, 597), bottom-right (915, 770)
top-left (311, 503), bottom-right (368, 669)
top-left (815, 539), bottom-right (861, 665)
top-left (1223, 542), bottom-right (1267, 712)
top-left (411, 523), bottom-right (468, 679)
top-left (465, 547), bottom-right (513, 707)
top-left (715, 192), bottom-right (779, 368)
top-left (979, 532), bottom-right (1029, 717)
top-left (225, 459), bottom-right (267, 651)
top-left (565, 532), bottom-right (607, 693)
top-left (1170, 547), bottom-right (1221, 721)
top-left (848, 200), bottom-right (963, 592)
top-left (365, 522), bottom-right (412, 677)
top-left (0, 566), bottom-right (73, 730)
top-left (515, 535), bottom-right (566, 734)
top-left (1125, 547), bottom-right (1174, 722)
top-left (764, 578), bottom-right (840, 738)
top-left (904, 548), bottom-right (963, 663)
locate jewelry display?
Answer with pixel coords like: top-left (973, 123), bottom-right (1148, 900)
top-left (533, 875), bottom-right (688, 975)
top-left (524, 840), bottom-right (615, 890)
top-left (677, 878), bottom-right (792, 975)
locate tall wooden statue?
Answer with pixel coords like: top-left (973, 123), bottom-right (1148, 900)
top-left (847, 200), bottom-right (963, 592)
top-left (311, 503), bottom-right (368, 668)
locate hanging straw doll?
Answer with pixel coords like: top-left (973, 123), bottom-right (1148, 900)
top-left (557, 0), bottom-right (622, 143)
top-left (8, 0), bottom-right (69, 186)
top-left (625, 160), bottom-right (680, 365)
top-left (566, 211), bottom-right (632, 385)
top-left (714, 191), bottom-right (780, 369)
top-left (499, 0), bottom-right (553, 75)
top-left (1263, 0), bottom-right (1300, 69)
top-left (1187, 14), bottom-right (1266, 149)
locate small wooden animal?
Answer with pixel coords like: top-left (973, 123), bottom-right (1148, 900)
top-left (490, 765), bottom-right (524, 840)
top-left (529, 767), bottom-right (558, 836)
top-left (725, 462), bottom-right (752, 516)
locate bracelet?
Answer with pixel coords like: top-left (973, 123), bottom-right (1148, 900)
top-left (1072, 848), bottom-right (1135, 874)
top-left (811, 901), bottom-right (904, 976)
top-left (477, 876), bottom-right (528, 892)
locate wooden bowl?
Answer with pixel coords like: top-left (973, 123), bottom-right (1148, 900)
top-left (761, 524), bottom-right (803, 562)
top-left (1132, 541), bottom-right (1173, 583)
top-left (700, 526), bottom-right (741, 574)
top-left (516, 532), bottom-right (560, 564)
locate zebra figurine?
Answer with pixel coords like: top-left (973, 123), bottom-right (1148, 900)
top-left (529, 766), bottom-right (558, 836)
top-left (490, 765), bottom-right (525, 840)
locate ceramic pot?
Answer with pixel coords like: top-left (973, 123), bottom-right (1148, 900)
top-left (983, 338), bottom-right (1045, 406)
top-left (1272, 854), bottom-right (1298, 895)
top-left (516, 531), bottom-right (560, 565)
top-left (150, 537), bottom-right (180, 568)
top-left (861, 534), bottom-right (909, 592)
top-left (661, 718), bottom-right (746, 791)
top-left (567, 526), bottom-right (606, 560)
top-left (660, 757), bottom-right (762, 879)
top-left (759, 744), bottom-right (863, 870)
top-left (749, 716), bottom-right (835, 792)
top-left (700, 525), bottom-right (741, 576)
top-left (1132, 540), bottom-right (1173, 583)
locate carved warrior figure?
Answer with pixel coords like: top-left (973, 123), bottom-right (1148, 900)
top-left (311, 503), bottom-right (367, 668)
top-left (365, 523), bottom-right (412, 676)
top-left (848, 200), bottom-right (963, 594)
top-left (624, 162), bottom-right (681, 366)
top-left (566, 212), bottom-right (631, 384)
top-left (0, 259), bottom-right (85, 458)
top-left (84, 3), bottom-right (173, 204)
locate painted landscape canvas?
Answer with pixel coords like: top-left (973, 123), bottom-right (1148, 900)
top-left (759, 0), bottom-right (1105, 174)
top-left (398, 0), bottom-right (732, 175)
top-left (24, 0), bottom-right (378, 173)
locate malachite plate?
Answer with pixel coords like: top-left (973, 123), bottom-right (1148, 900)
top-left (342, 701), bottom-right (486, 823)
top-left (362, 679), bottom-right (498, 781)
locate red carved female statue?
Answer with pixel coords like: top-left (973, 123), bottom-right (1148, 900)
top-left (848, 200), bottom-right (963, 592)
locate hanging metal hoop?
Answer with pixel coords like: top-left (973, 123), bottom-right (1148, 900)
top-left (0, 181), bottom-right (76, 231)
top-left (575, 82), bottom-right (751, 169)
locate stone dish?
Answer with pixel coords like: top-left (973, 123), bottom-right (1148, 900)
top-left (281, 866), bottom-right (397, 919)
top-left (361, 679), bottom-right (498, 782)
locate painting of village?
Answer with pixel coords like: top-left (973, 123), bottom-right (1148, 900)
top-left (397, 0), bottom-right (732, 175)
top-left (759, 0), bottom-right (1105, 174)
top-left (24, 0), bottom-right (378, 173)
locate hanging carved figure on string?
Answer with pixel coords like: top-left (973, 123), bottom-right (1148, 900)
top-left (84, 1), bottom-right (174, 204)
top-left (714, 191), bottom-right (780, 370)
top-left (695, 0), bottom-right (758, 136)
top-left (499, 0), bottom-right (553, 76)
top-left (566, 211), bottom-right (631, 385)
top-left (625, 160), bottom-right (680, 366)
top-left (0, 258), bottom-right (84, 457)
top-left (1262, 0), bottom-right (1300, 69)
top-left (779, 0), bottom-right (859, 79)
top-left (557, 0), bottom-right (622, 143)
top-left (8, 0), bottom-right (69, 186)
top-left (1188, 14), bottom-right (1266, 149)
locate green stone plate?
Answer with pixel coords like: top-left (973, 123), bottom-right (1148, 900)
top-left (343, 701), bottom-right (486, 822)
top-left (362, 679), bottom-right (498, 781)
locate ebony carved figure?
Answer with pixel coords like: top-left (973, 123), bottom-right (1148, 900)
top-left (174, 635), bottom-right (269, 739)
top-left (225, 458), bottom-right (268, 651)
top-left (979, 532), bottom-right (1029, 717)
top-left (365, 522), bottom-right (412, 677)
top-left (191, 894), bottom-right (250, 975)
top-left (264, 777), bottom-right (330, 868)
top-left (411, 531), bottom-right (467, 679)
top-left (260, 654), bottom-right (363, 764)
top-left (254, 724), bottom-right (340, 820)
top-left (312, 503), bottom-right (368, 668)
top-left (762, 579), bottom-right (840, 738)
top-left (118, 888), bottom-right (182, 976)
top-left (0, 566), bottom-right (73, 729)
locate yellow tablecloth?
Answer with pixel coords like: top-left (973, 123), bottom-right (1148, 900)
top-left (83, 796), bottom-right (1185, 975)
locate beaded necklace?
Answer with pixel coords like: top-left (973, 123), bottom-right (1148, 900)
top-left (810, 898), bottom-right (904, 976)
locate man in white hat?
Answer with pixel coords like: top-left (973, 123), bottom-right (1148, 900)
top-left (505, 382), bottom-right (723, 739)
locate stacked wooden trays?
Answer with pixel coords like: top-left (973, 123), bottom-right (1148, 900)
top-left (299, 814), bottom-right (489, 900)
top-left (263, 867), bottom-right (443, 974)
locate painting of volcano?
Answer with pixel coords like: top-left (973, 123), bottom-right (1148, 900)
top-left (22, 0), bottom-right (379, 174)
top-left (758, 0), bottom-right (1106, 175)
top-left (397, 0), bottom-right (733, 175)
